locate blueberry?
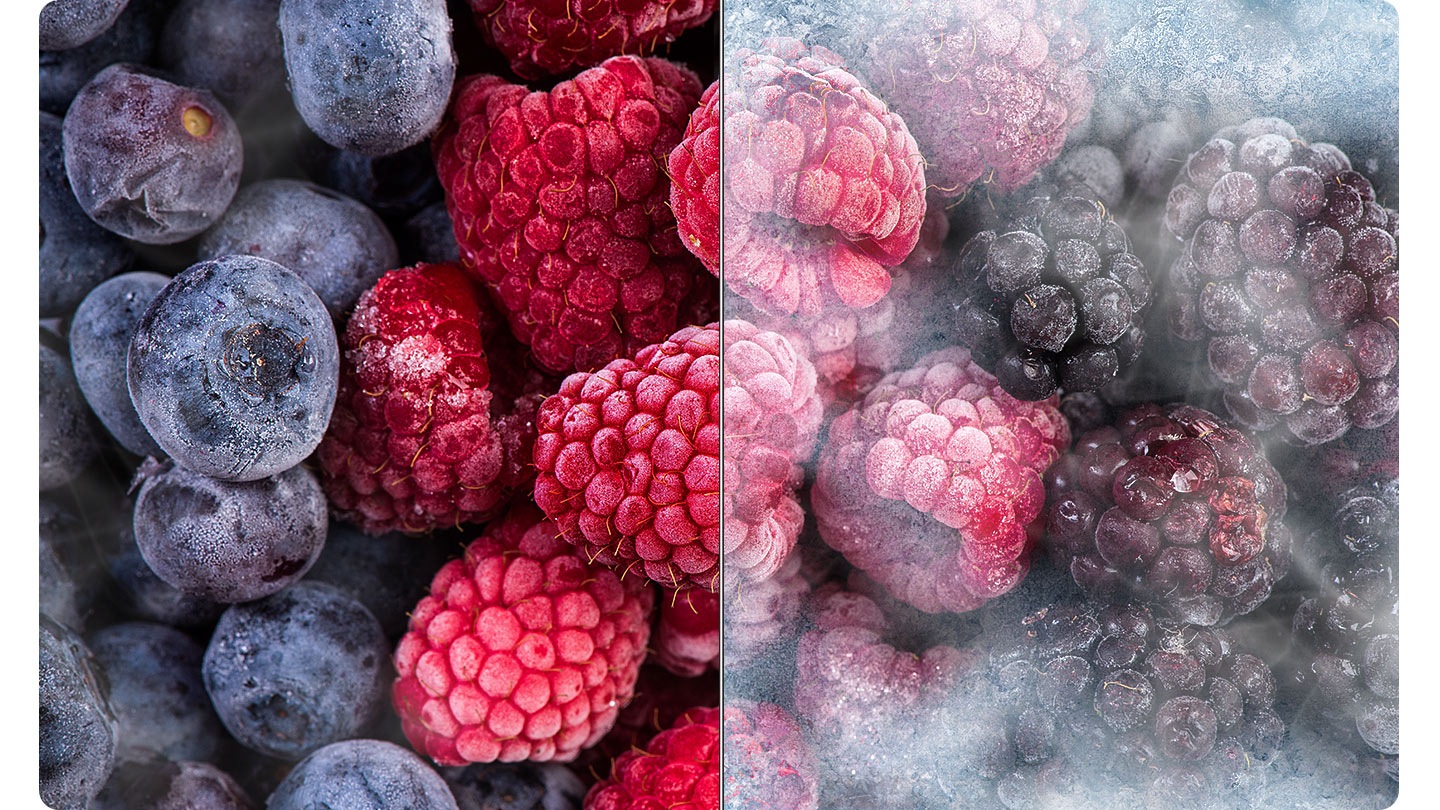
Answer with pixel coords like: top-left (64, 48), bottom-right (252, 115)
top-left (99, 517), bottom-right (226, 630)
top-left (202, 582), bottom-right (389, 761)
top-left (159, 0), bottom-right (286, 113)
top-left (40, 615), bottom-right (117, 810)
top-left (444, 762), bottom-right (586, 810)
top-left (92, 758), bottom-right (254, 810)
top-left (88, 622), bottom-right (230, 765)
top-left (198, 179), bottom-right (398, 321)
top-left (40, 0), bottom-right (165, 114)
top-left (63, 63), bottom-right (243, 244)
top-left (39, 0), bottom-right (130, 50)
top-left (70, 272), bottom-right (170, 457)
top-left (40, 342), bottom-right (98, 491)
top-left (314, 141), bottom-right (444, 219)
top-left (40, 111), bottom-right (133, 318)
top-left (127, 255), bottom-right (339, 481)
top-left (132, 459), bottom-right (328, 603)
top-left (266, 739), bottom-right (459, 809)
top-left (302, 524), bottom-right (452, 640)
top-left (404, 201), bottom-right (461, 265)
top-left (279, 0), bottom-right (455, 156)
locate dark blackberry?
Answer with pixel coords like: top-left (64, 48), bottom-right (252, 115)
top-left (952, 194), bottom-right (1153, 400)
top-left (1043, 403), bottom-right (1292, 626)
top-left (1162, 118), bottom-right (1397, 444)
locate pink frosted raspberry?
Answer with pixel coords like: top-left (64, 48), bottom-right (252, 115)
top-left (724, 37), bottom-right (927, 319)
top-left (669, 80), bottom-right (720, 274)
top-left (533, 323), bottom-right (720, 592)
top-left (391, 504), bottom-right (653, 765)
top-left (724, 700), bottom-right (820, 810)
top-left (723, 319), bottom-right (822, 583)
top-left (583, 706), bottom-right (719, 810)
top-left (723, 544), bottom-right (809, 671)
top-left (573, 663), bottom-right (720, 782)
top-left (813, 347), bottom-right (1070, 613)
top-left (653, 586), bottom-right (719, 678)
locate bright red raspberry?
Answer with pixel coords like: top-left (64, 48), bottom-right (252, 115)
top-left (583, 706), bottom-right (719, 810)
top-left (533, 323), bottom-right (720, 592)
top-left (572, 663), bottom-right (720, 783)
top-left (392, 503), bottom-right (653, 765)
top-left (434, 56), bottom-right (717, 375)
top-left (316, 263), bottom-right (549, 535)
top-left (669, 80), bottom-right (719, 274)
top-left (724, 700), bottom-right (820, 810)
top-left (724, 37), bottom-right (927, 319)
top-left (812, 347), bottom-right (1071, 613)
top-left (653, 586), bottom-right (719, 677)
top-left (466, 0), bottom-right (717, 80)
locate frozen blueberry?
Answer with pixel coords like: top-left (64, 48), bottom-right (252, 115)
top-left (267, 739), bottom-right (459, 809)
top-left (197, 179), bottom-right (398, 321)
top-left (127, 255), bottom-right (339, 482)
top-left (63, 63), bottom-right (243, 244)
top-left (444, 762), bottom-right (585, 810)
top-left (302, 524), bottom-right (451, 640)
top-left (99, 517), bottom-right (226, 630)
top-left (404, 201), bottom-right (461, 265)
top-left (92, 758), bottom-right (254, 810)
top-left (279, 0), bottom-right (455, 156)
top-left (88, 622), bottom-right (229, 764)
top-left (39, 0), bottom-right (165, 114)
top-left (40, 112), bottom-right (133, 318)
top-left (313, 141), bottom-right (443, 219)
top-left (70, 272), bottom-right (169, 457)
top-left (159, 0), bottom-right (286, 113)
top-left (131, 459), bottom-right (327, 603)
top-left (202, 582), bottom-right (389, 761)
top-left (40, 493), bottom-right (112, 635)
top-left (40, 343), bottom-right (98, 491)
top-left (40, 615), bottom-right (117, 810)
top-left (39, 0), bottom-right (130, 50)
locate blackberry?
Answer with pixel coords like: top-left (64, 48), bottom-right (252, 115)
top-left (1163, 118), bottom-right (1398, 444)
top-left (952, 194), bottom-right (1153, 400)
top-left (1043, 403), bottom-right (1292, 626)
top-left (1289, 479), bottom-right (1398, 765)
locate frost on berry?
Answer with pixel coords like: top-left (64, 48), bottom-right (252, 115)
top-left (670, 80), bottom-right (721, 274)
top-left (654, 586), bottom-right (720, 677)
top-left (583, 706), bottom-right (720, 810)
top-left (724, 700), bottom-right (820, 810)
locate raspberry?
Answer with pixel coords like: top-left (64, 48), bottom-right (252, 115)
top-left (465, 0), bottom-right (717, 80)
top-left (533, 323), bottom-right (720, 592)
top-left (812, 347), bottom-right (1071, 613)
top-left (669, 80), bottom-right (720, 274)
top-left (572, 663), bottom-right (720, 783)
top-left (392, 503), bottom-right (654, 765)
top-left (723, 37), bottom-right (927, 319)
top-left (951, 192), bottom-right (1154, 399)
top-left (724, 700), bottom-right (820, 810)
top-left (1162, 117), bottom-right (1398, 443)
top-left (722, 545), bottom-right (809, 671)
top-left (1044, 403), bottom-right (1293, 625)
top-left (583, 706), bottom-right (719, 810)
top-left (723, 319), bottom-right (822, 583)
top-left (864, 0), bottom-right (1102, 197)
top-left (433, 57), bottom-right (716, 375)
top-left (316, 263), bottom-right (548, 535)
top-left (653, 586), bottom-right (719, 677)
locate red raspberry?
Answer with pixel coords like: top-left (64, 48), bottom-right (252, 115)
top-left (572, 663), bottom-right (720, 782)
top-left (465, 0), bottom-right (717, 80)
top-left (724, 37), bottom-right (927, 319)
top-left (533, 323), bottom-right (720, 592)
top-left (668, 80), bottom-right (720, 274)
top-left (653, 586), bottom-right (719, 677)
top-left (583, 706), bottom-right (719, 810)
top-left (813, 348), bottom-right (1070, 613)
top-left (723, 700), bottom-right (820, 810)
top-left (433, 57), bottom-right (717, 375)
top-left (392, 503), bottom-right (653, 765)
top-left (316, 263), bottom-right (548, 535)
top-left (723, 318), bottom-right (821, 583)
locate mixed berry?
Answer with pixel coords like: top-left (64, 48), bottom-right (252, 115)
top-left (37, 1), bottom-right (1397, 809)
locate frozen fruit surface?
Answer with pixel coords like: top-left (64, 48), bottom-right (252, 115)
top-left (723, 700), bottom-right (819, 810)
top-left (69, 272), bottom-right (168, 457)
top-left (40, 615), bottom-right (116, 810)
top-left (40, 342), bottom-right (98, 492)
top-left (303, 524), bottom-right (453, 640)
top-left (533, 323), bottom-right (720, 591)
top-left (267, 739), bottom-right (459, 810)
top-left (434, 56), bottom-right (713, 375)
top-left (582, 706), bottom-right (719, 810)
top-left (40, 0), bottom-right (165, 115)
top-left (316, 262), bottom-right (547, 535)
top-left (39, 0), bottom-right (130, 50)
top-left (127, 255), bottom-right (339, 482)
top-left (392, 505), bottom-right (654, 765)
top-left (813, 347), bottom-right (1070, 613)
top-left (159, 0), bottom-right (286, 113)
top-left (443, 761), bottom-right (586, 810)
top-left (654, 586), bottom-right (720, 677)
top-left (669, 80), bottom-right (720, 274)
top-left (90, 759), bottom-right (254, 810)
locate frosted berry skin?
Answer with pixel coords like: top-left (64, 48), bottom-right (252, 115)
top-left (316, 263), bottom-right (547, 535)
top-left (267, 739), bottom-right (459, 810)
top-left (723, 37), bottom-right (927, 319)
top-left (40, 615), bottom-right (117, 810)
top-left (127, 255), bottom-right (339, 483)
top-left (865, 0), bottom-right (1101, 197)
top-left (1162, 117), bottom-right (1398, 444)
top-left (723, 700), bottom-right (819, 810)
top-left (158, 0), bottom-right (287, 114)
top-left (91, 759), bottom-right (254, 810)
top-left (812, 347), bottom-right (1071, 614)
top-left (723, 319), bottom-right (822, 583)
top-left (669, 80), bottom-right (720, 274)
top-left (582, 706), bottom-right (719, 810)
top-left (62, 63), bottom-right (242, 244)
top-left (466, 0), bottom-right (717, 80)
top-left (392, 505), bottom-right (654, 766)
top-left (39, 343), bottom-right (98, 493)
top-left (1044, 403), bottom-right (1292, 626)
top-left (279, 0), bottom-right (455, 157)
top-left (533, 323), bottom-right (721, 592)
top-left (39, 0), bottom-right (130, 51)
top-left (70, 272), bottom-right (169, 458)
top-left (653, 586), bottom-right (720, 677)
top-left (434, 56), bottom-right (714, 376)
top-left (723, 544), bottom-right (809, 670)
top-left (444, 761), bottom-right (587, 810)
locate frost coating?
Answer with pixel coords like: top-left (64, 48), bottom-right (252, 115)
top-left (268, 739), bottom-right (459, 810)
top-left (70, 272), bottom-right (168, 457)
